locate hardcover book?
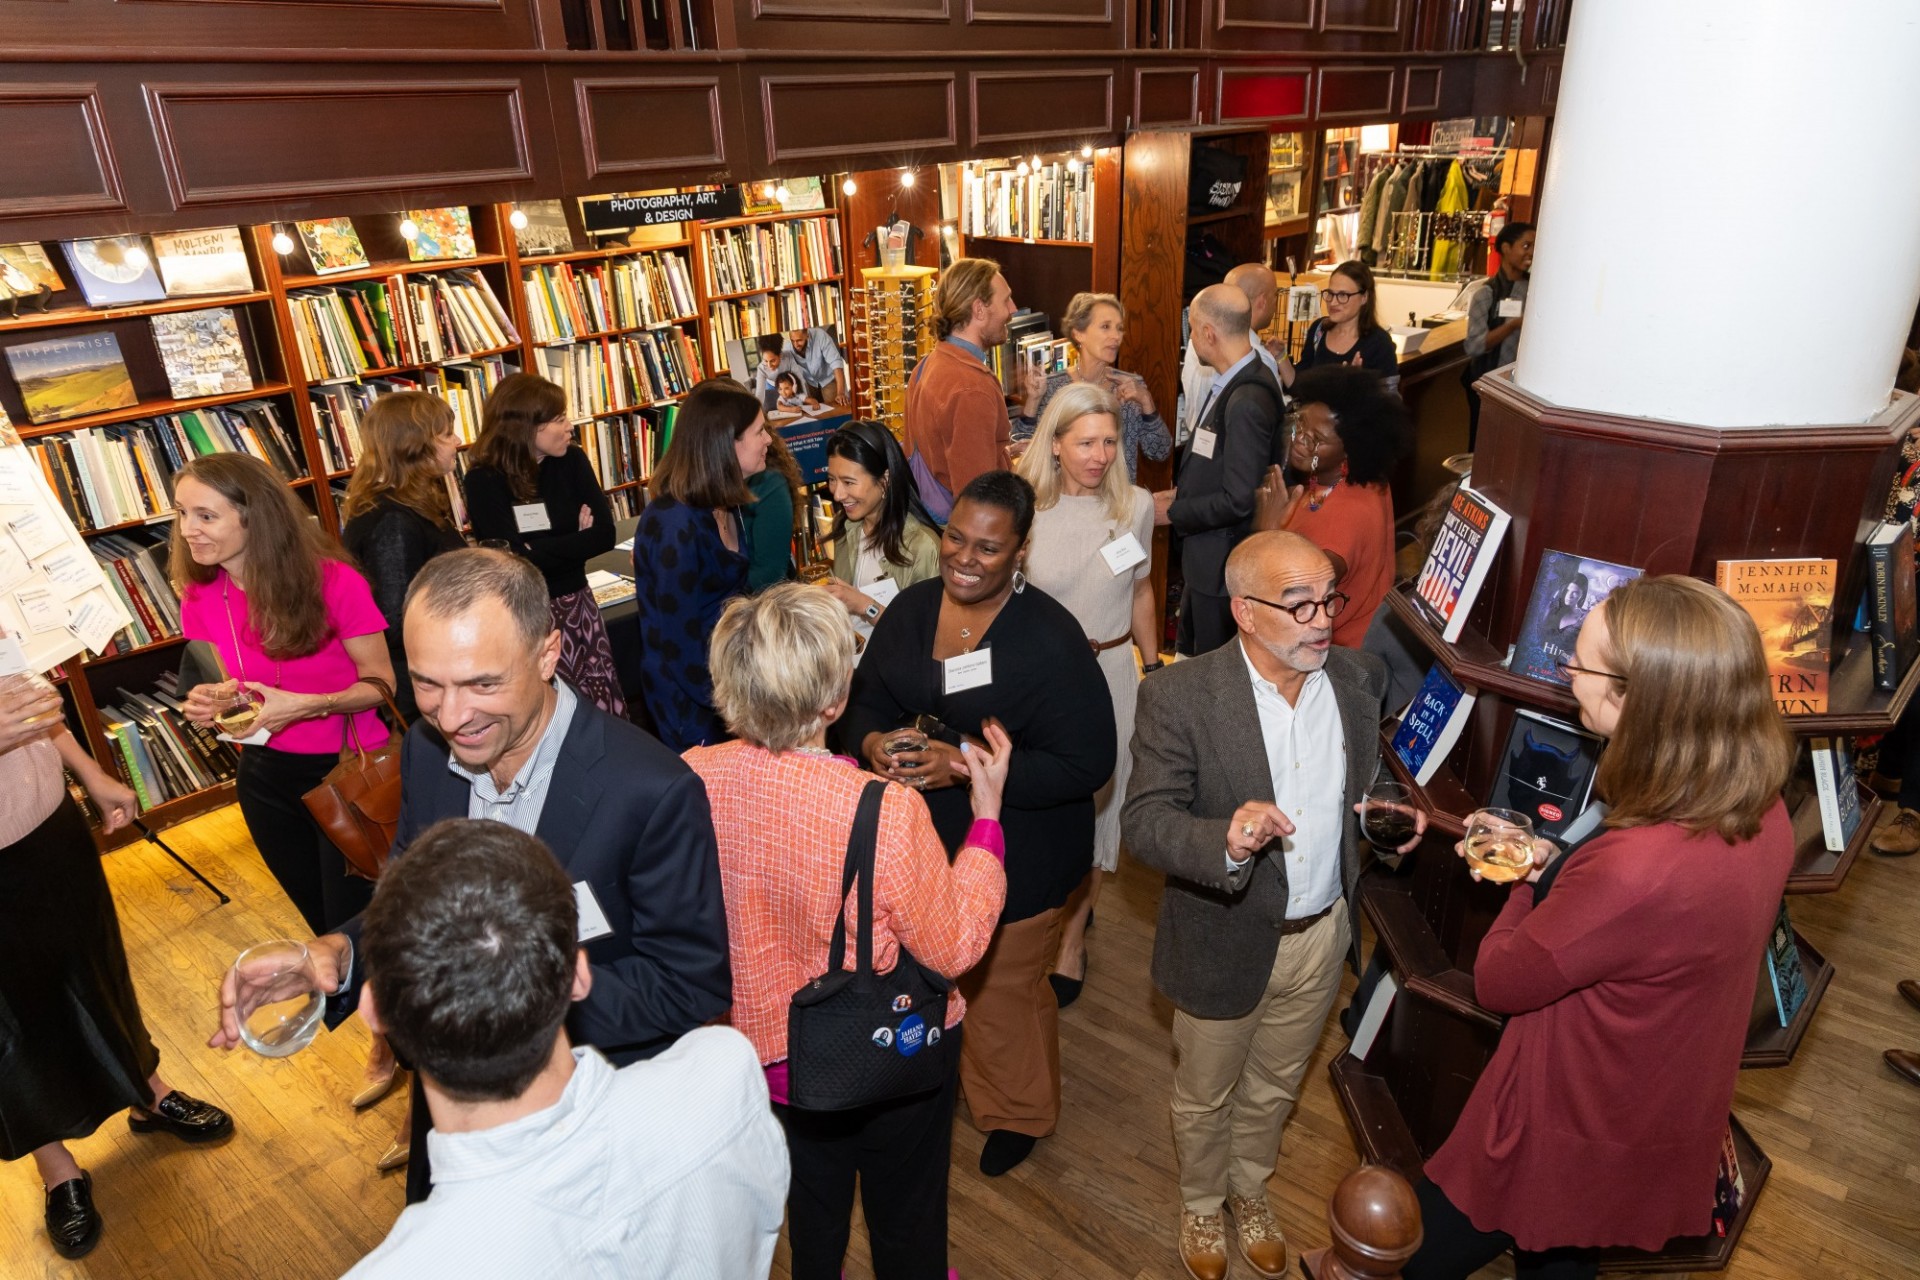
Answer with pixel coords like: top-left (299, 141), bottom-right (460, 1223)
top-left (1862, 519), bottom-right (1917, 692)
top-left (404, 207), bottom-right (477, 262)
top-left (1762, 899), bottom-right (1808, 1029)
top-left (150, 308), bottom-right (253, 400)
top-left (1710, 1125), bottom-right (1745, 1237)
top-left (59, 236), bottom-right (166, 307)
top-left (296, 218), bottom-right (370, 275)
top-left (1412, 483), bottom-right (1512, 642)
top-left (1715, 557), bottom-right (1837, 716)
top-left (1485, 708), bottom-right (1604, 844)
top-left (1808, 735), bottom-right (1863, 854)
top-left (150, 227), bottom-right (253, 297)
top-left (513, 200), bottom-right (573, 256)
top-left (1511, 551), bottom-right (1643, 685)
top-left (5, 332), bottom-right (138, 424)
top-left (1391, 663), bottom-right (1477, 786)
top-left (0, 242), bottom-right (64, 292)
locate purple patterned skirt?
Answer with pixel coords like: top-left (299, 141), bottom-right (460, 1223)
top-left (550, 586), bottom-right (628, 719)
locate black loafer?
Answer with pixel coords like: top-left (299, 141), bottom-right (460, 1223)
top-left (128, 1091), bottom-right (234, 1144)
top-left (979, 1129), bottom-right (1037, 1176)
top-left (45, 1172), bottom-right (101, 1260)
top-left (1049, 972), bottom-right (1084, 1009)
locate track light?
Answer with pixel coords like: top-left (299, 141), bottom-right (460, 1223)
top-left (271, 229), bottom-right (295, 256)
top-left (508, 207), bottom-right (529, 230)
top-left (399, 217), bottom-right (420, 241)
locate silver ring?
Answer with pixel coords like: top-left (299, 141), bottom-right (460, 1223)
top-left (1241, 822), bottom-right (1256, 838)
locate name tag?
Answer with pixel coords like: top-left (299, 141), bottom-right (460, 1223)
top-left (1497, 297), bottom-right (1524, 319)
top-left (1192, 428), bottom-right (1218, 459)
top-left (1100, 532), bottom-right (1148, 576)
top-left (863, 577), bottom-right (901, 607)
top-left (574, 880), bottom-right (614, 943)
top-left (514, 503), bottom-right (552, 533)
top-left (942, 648), bottom-right (993, 695)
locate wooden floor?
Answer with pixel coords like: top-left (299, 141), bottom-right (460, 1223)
top-left (6, 802), bottom-right (1919, 1279)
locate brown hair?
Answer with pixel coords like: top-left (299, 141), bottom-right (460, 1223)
top-left (341, 391), bottom-right (457, 528)
top-left (471, 373), bottom-right (569, 502)
top-left (1061, 292), bottom-right (1125, 350)
top-left (169, 453), bottom-right (348, 659)
top-left (763, 430), bottom-right (807, 533)
top-left (1328, 260), bottom-right (1383, 336)
top-left (1594, 575), bottom-right (1795, 842)
top-left (648, 377), bottom-right (757, 508)
top-left (934, 257), bottom-right (1002, 340)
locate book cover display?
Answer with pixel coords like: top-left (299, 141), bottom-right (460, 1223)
top-left (1808, 735), bottom-right (1863, 854)
top-left (0, 243), bottom-right (65, 293)
top-left (296, 219), bottom-right (370, 275)
top-left (404, 207), bottom-right (478, 262)
top-left (1391, 663), bottom-right (1477, 785)
top-left (150, 308), bottom-right (254, 400)
top-left (1486, 708), bottom-right (1604, 843)
top-left (1412, 483), bottom-right (1512, 642)
top-left (1511, 551), bottom-right (1644, 685)
top-left (59, 236), bottom-right (167, 307)
top-left (513, 200), bottom-right (573, 256)
top-left (5, 331), bottom-right (138, 425)
top-left (150, 227), bottom-right (254, 297)
top-left (1862, 519), bottom-right (1917, 691)
top-left (1714, 557), bottom-right (1837, 715)
top-left (1762, 900), bottom-right (1808, 1029)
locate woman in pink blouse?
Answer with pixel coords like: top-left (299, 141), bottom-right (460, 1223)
top-left (686, 583), bottom-right (1008, 1280)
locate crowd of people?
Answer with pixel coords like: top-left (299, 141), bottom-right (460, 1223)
top-left (0, 247), bottom-right (1816, 1280)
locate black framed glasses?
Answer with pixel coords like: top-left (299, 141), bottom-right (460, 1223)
top-left (1245, 591), bottom-right (1349, 623)
top-left (1322, 289), bottom-right (1362, 304)
top-left (1555, 659), bottom-right (1627, 684)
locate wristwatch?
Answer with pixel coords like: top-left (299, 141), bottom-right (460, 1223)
top-left (863, 602), bottom-right (882, 622)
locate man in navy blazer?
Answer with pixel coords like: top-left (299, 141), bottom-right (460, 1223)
top-left (213, 549), bottom-right (730, 1199)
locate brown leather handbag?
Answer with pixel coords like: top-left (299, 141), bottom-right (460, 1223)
top-left (302, 677), bottom-right (408, 882)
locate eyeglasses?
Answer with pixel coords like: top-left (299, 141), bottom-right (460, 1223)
top-left (1244, 591), bottom-right (1349, 623)
top-left (1322, 290), bottom-right (1362, 304)
top-left (1555, 660), bottom-right (1627, 684)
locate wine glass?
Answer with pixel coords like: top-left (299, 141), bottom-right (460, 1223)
top-left (1464, 808), bottom-right (1537, 884)
top-left (231, 940), bottom-right (325, 1058)
top-left (881, 726), bottom-right (929, 789)
top-left (215, 684), bottom-right (263, 737)
top-left (1361, 780), bottom-right (1418, 849)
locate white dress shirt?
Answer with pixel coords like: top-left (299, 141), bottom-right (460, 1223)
top-left (1232, 639), bottom-right (1347, 918)
top-left (344, 1029), bottom-right (788, 1280)
top-left (1179, 331), bottom-right (1283, 441)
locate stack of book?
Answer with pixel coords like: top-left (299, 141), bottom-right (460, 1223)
top-left (522, 252), bottom-right (697, 343)
top-left (286, 269), bottom-right (519, 379)
top-left (29, 401), bottom-right (306, 530)
top-left (962, 159), bottom-right (1096, 242)
top-left (700, 217), bottom-right (842, 296)
top-left (708, 286), bottom-right (843, 361)
top-left (99, 674), bottom-right (239, 812)
top-left (89, 530), bottom-right (181, 656)
top-left (535, 332), bottom-right (703, 420)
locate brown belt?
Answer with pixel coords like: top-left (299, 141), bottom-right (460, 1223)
top-left (1090, 633), bottom-right (1131, 653)
top-left (1277, 902), bottom-right (1336, 936)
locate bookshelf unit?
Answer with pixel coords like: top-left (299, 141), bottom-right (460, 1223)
top-left (945, 147), bottom-right (1122, 333)
top-left (690, 208), bottom-right (847, 372)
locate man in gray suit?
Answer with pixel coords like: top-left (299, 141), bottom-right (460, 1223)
top-left (1123, 530), bottom-right (1424, 1280)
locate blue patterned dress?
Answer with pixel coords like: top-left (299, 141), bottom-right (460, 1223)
top-left (632, 495), bottom-right (750, 751)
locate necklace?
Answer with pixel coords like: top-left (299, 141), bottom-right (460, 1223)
top-left (1306, 477), bottom-right (1341, 512)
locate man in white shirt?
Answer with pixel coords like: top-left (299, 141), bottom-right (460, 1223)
top-left (342, 817), bottom-right (786, 1280)
top-left (1123, 531), bottom-right (1423, 1280)
top-left (1179, 262), bottom-right (1285, 442)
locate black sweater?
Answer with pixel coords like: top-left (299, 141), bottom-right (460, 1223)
top-left (463, 446), bottom-right (616, 597)
top-left (840, 578), bottom-right (1116, 922)
top-left (340, 496), bottom-right (466, 721)
top-left (1293, 319), bottom-right (1400, 384)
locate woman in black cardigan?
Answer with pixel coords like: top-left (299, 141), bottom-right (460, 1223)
top-left (842, 470), bottom-right (1115, 1178)
top-left (464, 372), bottom-right (625, 716)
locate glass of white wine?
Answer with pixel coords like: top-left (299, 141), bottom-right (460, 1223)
top-left (1464, 807), bottom-right (1538, 884)
top-left (215, 683), bottom-right (263, 737)
top-left (232, 940), bottom-right (325, 1058)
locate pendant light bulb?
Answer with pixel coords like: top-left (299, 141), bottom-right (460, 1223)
top-left (899, 169), bottom-right (917, 189)
top-left (399, 217), bottom-right (420, 241)
top-left (271, 229), bottom-right (296, 256)
top-left (508, 207), bottom-right (529, 230)
top-left (1081, 144), bottom-right (1094, 159)
top-left (1031, 155), bottom-right (1042, 169)
top-left (842, 177), bottom-right (857, 196)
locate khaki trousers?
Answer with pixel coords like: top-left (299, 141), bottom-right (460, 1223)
top-left (1169, 903), bottom-right (1351, 1214)
top-left (956, 907), bottom-right (1064, 1137)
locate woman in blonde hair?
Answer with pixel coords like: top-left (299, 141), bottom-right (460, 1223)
top-left (1014, 292), bottom-right (1171, 482)
top-left (340, 391), bottom-right (466, 722)
top-left (1405, 575), bottom-right (1797, 1280)
top-left (1016, 381), bottom-right (1158, 1006)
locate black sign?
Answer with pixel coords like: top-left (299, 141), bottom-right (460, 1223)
top-left (581, 189), bottom-right (745, 232)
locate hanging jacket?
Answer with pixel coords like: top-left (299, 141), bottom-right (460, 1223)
top-left (1429, 161), bottom-right (1471, 280)
top-left (1355, 166), bottom-right (1391, 264)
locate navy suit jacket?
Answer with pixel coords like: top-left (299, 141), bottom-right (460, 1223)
top-left (329, 694), bottom-right (733, 1066)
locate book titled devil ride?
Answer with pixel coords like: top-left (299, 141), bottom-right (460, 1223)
top-left (1511, 551), bottom-right (1643, 686)
top-left (1715, 557), bottom-right (1837, 716)
top-left (1412, 483), bottom-right (1511, 643)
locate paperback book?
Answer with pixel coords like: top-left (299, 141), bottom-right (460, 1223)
top-left (150, 308), bottom-right (253, 400)
top-left (60, 236), bottom-right (167, 307)
top-left (1412, 483), bottom-right (1512, 642)
top-left (1390, 663), bottom-right (1476, 786)
top-left (404, 207), bottom-right (478, 262)
top-left (296, 218), bottom-right (370, 275)
top-left (1710, 1126), bottom-right (1745, 1238)
top-left (1808, 735), bottom-right (1863, 854)
top-left (1485, 708), bottom-right (1604, 844)
top-left (150, 227), bottom-right (253, 297)
top-left (1511, 551), bottom-right (1643, 685)
top-left (1861, 519), bottom-right (1917, 692)
top-left (1715, 557), bottom-right (1837, 716)
top-left (5, 332), bottom-right (138, 425)
top-left (1762, 899), bottom-right (1808, 1029)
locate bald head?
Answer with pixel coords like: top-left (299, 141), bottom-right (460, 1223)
top-left (1189, 284), bottom-right (1254, 372)
top-left (1225, 263), bottom-right (1278, 330)
top-left (1228, 531), bottom-right (1340, 676)
top-left (1225, 531), bottom-right (1334, 599)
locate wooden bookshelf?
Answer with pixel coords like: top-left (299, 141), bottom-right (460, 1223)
top-left (0, 290), bottom-right (274, 334)
top-left (278, 252), bottom-right (510, 291)
top-left (946, 148), bottom-right (1121, 330)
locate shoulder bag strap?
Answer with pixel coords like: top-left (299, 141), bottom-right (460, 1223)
top-left (825, 780), bottom-right (890, 978)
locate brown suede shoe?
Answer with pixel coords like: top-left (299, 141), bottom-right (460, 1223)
top-left (1872, 808), bottom-right (1920, 856)
top-left (1178, 1211), bottom-right (1228, 1280)
top-left (1226, 1194), bottom-right (1289, 1279)
top-left (1900, 980), bottom-right (1920, 1014)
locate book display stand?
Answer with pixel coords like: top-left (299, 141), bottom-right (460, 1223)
top-left (1337, 369), bottom-right (1917, 1272)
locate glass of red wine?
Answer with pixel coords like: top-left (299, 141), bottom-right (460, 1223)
top-left (1361, 780), bottom-right (1419, 849)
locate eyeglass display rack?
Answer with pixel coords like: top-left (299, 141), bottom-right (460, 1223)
top-left (851, 265), bottom-right (937, 439)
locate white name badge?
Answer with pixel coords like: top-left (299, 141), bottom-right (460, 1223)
top-left (1101, 531), bottom-right (1148, 576)
top-left (574, 881), bottom-right (614, 943)
top-left (1192, 428), bottom-right (1218, 459)
top-left (942, 648), bottom-right (993, 695)
top-left (513, 503), bottom-right (553, 533)
top-left (1497, 297), bottom-right (1524, 319)
top-left (863, 576), bottom-right (901, 607)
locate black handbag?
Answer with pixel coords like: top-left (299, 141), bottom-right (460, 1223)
top-left (786, 780), bottom-right (955, 1111)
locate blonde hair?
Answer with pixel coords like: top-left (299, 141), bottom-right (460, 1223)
top-left (1016, 382), bottom-right (1136, 524)
top-left (709, 583), bottom-right (857, 753)
top-left (341, 391), bottom-right (457, 528)
top-left (934, 258), bottom-right (1002, 339)
top-left (1062, 292), bottom-right (1125, 352)
top-left (1594, 575), bottom-right (1796, 843)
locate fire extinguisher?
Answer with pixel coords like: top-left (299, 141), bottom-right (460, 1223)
top-left (1486, 196), bottom-right (1510, 275)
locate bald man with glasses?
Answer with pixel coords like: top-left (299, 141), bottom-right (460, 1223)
top-left (1123, 530), bottom-right (1424, 1280)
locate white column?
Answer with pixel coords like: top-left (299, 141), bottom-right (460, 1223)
top-left (1512, 0), bottom-right (1920, 427)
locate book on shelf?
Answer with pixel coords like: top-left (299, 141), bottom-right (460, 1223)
top-left (296, 218), bottom-right (370, 276)
top-left (1, 243), bottom-right (64, 293)
top-left (0, 255), bottom-right (38, 301)
top-left (576, 412), bottom-right (665, 491)
top-left (778, 177), bottom-right (828, 213)
top-left (607, 488), bottom-right (642, 521)
top-left (513, 200), bottom-right (574, 256)
top-left (101, 677), bottom-right (239, 810)
top-left (1808, 735), bottom-right (1863, 854)
top-left (1413, 484), bottom-right (1512, 643)
top-left (1761, 899), bottom-right (1808, 1030)
top-left (988, 310), bottom-right (1054, 393)
top-left (700, 216), bottom-right (842, 297)
top-left (707, 287), bottom-right (843, 365)
top-left (149, 228), bottom-right (254, 298)
top-left (523, 251), bottom-right (698, 344)
top-left (1486, 708), bottom-right (1604, 844)
top-left (287, 269), bottom-right (518, 379)
top-left (89, 530), bottom-right (182, 656)
top-left (5, 331), bottom-right (138, 425)
top-left (1391, 663), bottom-right (1477, 786)
top-left (535, 330), bottom-right (704, 419)
top-left (1862, 518), bottom-right (1916, 692)
top-left (403, 208), bottom-right (478, 262)
top-left (60, 236), bottom-right (167, 307)
top-left (309, 358), bottom-right (514, 466)
top-left (1510, 550), bottom-right (1643, 686)
top-left (150, 307), bottom-right (254, 400)
top-left (1710, 1124), bottom-right (1745, 1238)
top-left (1715, 556), bottom-right (1837, 716)
top-left (960, 159), bottom-right (1096, 243)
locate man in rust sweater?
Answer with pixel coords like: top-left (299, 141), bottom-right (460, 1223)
top-left (906, 257), bottom-right (1017, 520)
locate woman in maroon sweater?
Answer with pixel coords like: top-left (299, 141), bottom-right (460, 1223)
top-left (1405, 575), bottom-right (1796, 1280)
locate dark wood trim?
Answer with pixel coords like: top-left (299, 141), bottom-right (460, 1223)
top-left (1402, 62), bottom-right (1443, 113)
top-left (758, 71), bottom-right (958, 163)
top-left (749, 0), bottom-right (949, 21)
top-left (964, 0), bottom-right (1115, 24)
top-left (1318, 0), bottom-right (1403, 34)
top-left (1327, 1055), bottom-right (1426, 1181)
top-left (969, 68), bottom-right (1114, 146)
top-left (573, 74), bottom-right (727, 180)
top-left (1213, 65), bottom-right (1314, 125)
top-left (1215, 0), bottom-right (1316, 34)
top-left (0, 82), bottom-right (127, 218)
top-left (1315, 63), bottom-right (1397, 119)
top-left (1132, 64), bottom-right (1202, 127)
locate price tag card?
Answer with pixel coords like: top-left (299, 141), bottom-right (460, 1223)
top-left (0, 465), bottom-right (38, 507)
top-left (513, 503), bottom-right (552, 533)
top-left (1497, 297), bottom-right (1524, 319)
top-left (38, 546), bottom-right (97, 600)
top-left (67, 591), bottom-right (124, 652)
top-left (863, 577), bottom-right (901, 607)
top-left (8, 511), bottom-right (66, 560)
top-left (0, 536), bottom-right (30, 594)
top-left (1192, 428), bottom-right (1218, 460)
top-left (574, 880), bottom-right (614, 942)
top-left (1100, 532), bottom-right (1148, 576)
top-left (941, 648), bottom-right (993, 695)
top-left (14, 584), bottom-right (65, 634)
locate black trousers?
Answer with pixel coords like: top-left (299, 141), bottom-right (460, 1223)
top-left (235, 745), bottom-right (372, 936)
top-left (1176, 584), bottom-right (1236, 657)
top-left (1402, 1178), bottom-right (1598, 1280)
top-left (775, 1023), bottom-right (962, 1280)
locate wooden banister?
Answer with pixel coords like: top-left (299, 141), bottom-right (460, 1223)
top-left (1299, 1165), bottom-right (1423, 1280)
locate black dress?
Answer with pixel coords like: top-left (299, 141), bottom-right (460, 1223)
top-left (1295, 318), bottom-right (1402, 389)
top-left (840, 578), bottom-right (1116, 923)
top-left (341, 496), bottom-right (466, 722)
top-left (0, 761), bottom-right (159, 1159)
